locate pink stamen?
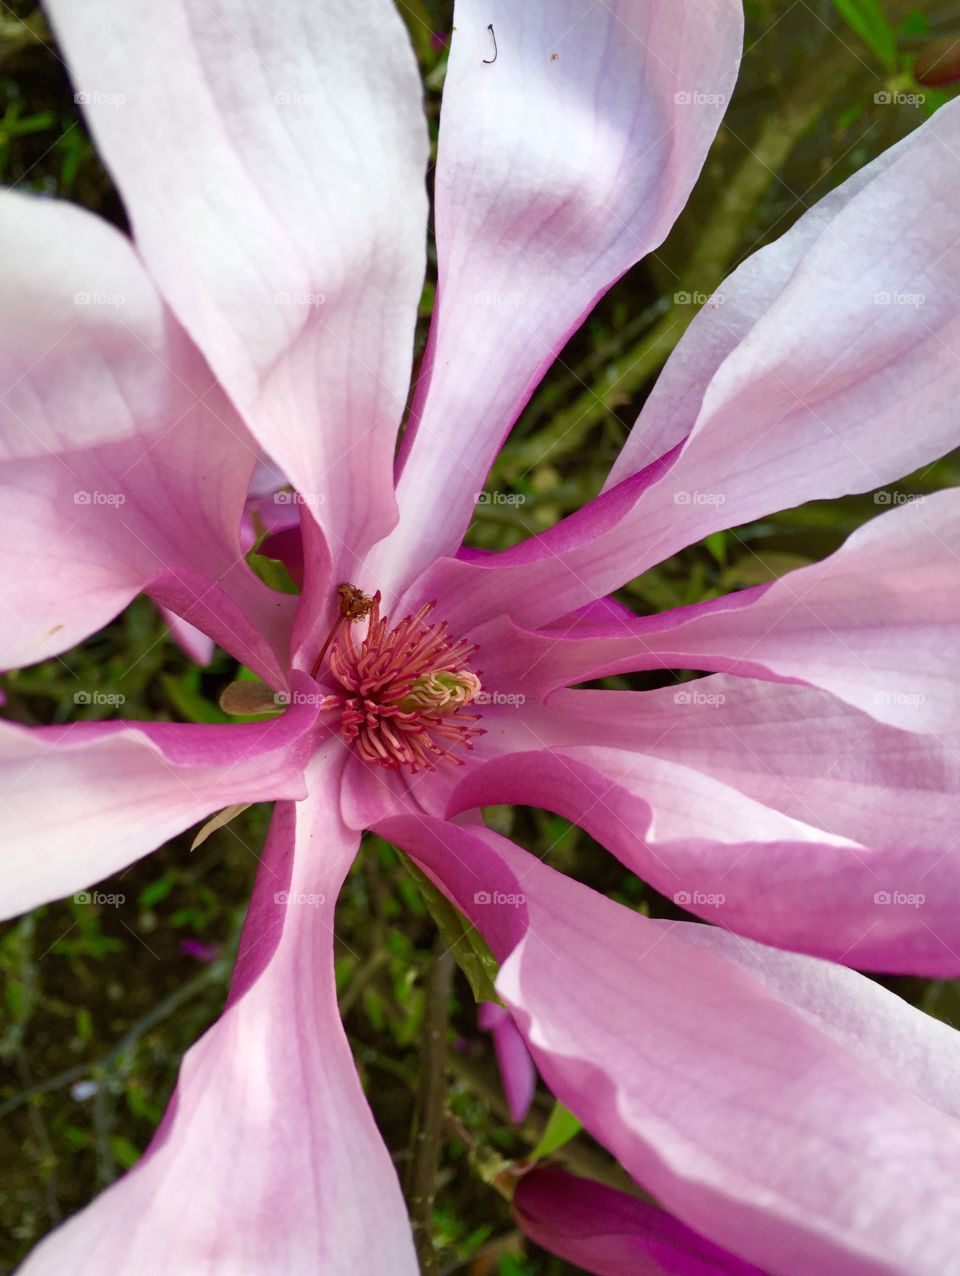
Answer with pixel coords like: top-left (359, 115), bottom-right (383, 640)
top-left (320, 592), bottom-right (484, 772)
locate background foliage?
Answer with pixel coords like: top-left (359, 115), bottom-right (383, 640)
top-left (1, 1), bottom-right (958, 1271)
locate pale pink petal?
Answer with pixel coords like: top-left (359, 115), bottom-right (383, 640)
top-left (370, 0), bottom-right (742, 595)
top-left (552, 594), bottom-right (640, 628)
top-left (0, 192), bottom-right (292, 680)
top-left (242, 492), bottom-right (304, 548)
top-left (247, 452), bottom-right (288, 499)
top-left (20, 750), bottom-right (418, 1274)
top-left (540, 679), bottom-right (960, 854)
top-left (472, 488), bottom-right (960, 733)
top-left (602, 111), bottom-right (923, 486)
top-left (376, 813), bottom-right (529, 959)
top-left (0, 674), bottom-right (320, 920)
top-left (444, 736), bottom-right (960, 975)
top-left (411, 100), bottom-right (960, 632)
top-left (477, 1002), bottom-right (537, 1123)
top-left (621, 489), bottom-right (960, 733)
top-left (48, 0), bottom-right (429, 569)
top-left (383, 817), bottom-right (960, 1275)
top-left (514, 1167), bottom-right (764, 1276)
top-left (158, 605), bottom-right (215, 666)
top-left (442, 678), bottom-right (960, 973)
top-left (148, 566), bottom-right (295, 685)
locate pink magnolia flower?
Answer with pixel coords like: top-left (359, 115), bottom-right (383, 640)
top-left (4, 1), bottom-right (960, 1272)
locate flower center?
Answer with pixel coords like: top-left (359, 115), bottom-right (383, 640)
top-left (317, 585), bottom-right (484, 772)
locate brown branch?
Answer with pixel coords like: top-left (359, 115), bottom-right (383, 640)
top-left (406, 940), bottom-right (455, 1273)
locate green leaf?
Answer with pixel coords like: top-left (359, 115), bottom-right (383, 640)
top-left (125, 1086), bottom-right (163, 1124)
top-left (722, 551), bottom-right (812, 588)
top-left (831, 0), bottom-right (897, 69)
top-left (497, 1257), bottom-right (530, 1276)
top-left (529, 1100), bottom-right (583, 1161)
top-left (5, 981), bottom-right (22, 1018)
top-left (109, 1135), bottom-right (142, 1170)
top-left (160, 673), bottom-right (229, 724)
top-left (703, 531), bottom-right (727, 568)
top-left (0, 104), bottom-right (57, 140)
top-left (246, 546), bottom-right (299, 594)
top-left (837, 102), bottom-right (867, 129)
top-left (900, 10), bottom-right (930, 36)
top-left (138, 875), bottom-right (174, 909)
top-left (400, 855), bottom-right (500, 1003)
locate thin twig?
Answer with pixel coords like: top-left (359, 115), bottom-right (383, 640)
top-left (406, 940), bottom-right (455, 1273)
top-left (0, 961), bottom-right (227, 1121)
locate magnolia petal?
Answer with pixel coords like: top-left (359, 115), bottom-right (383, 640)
top-left (384, 816), bottom-right (960, 1276)
top-left (0, 191), bottom-right (290, 678)
top-left (146, 564), bottom-right (294, 687)
top-left (537, 679), bottom-right (960, 855)
top-left (20, 751), bottom-right (418, 1275)
top-left (514, 1167), bottom-right (764, 1276)
top-left (411, 100), bottom-right (960, 633)
top-left (0, 674), bottom-right (320, 921)
top-left (602, 112), bottom-right (917, 488)
top-left (248, 453), bottom-right (289, 500)
top-left (478, 1002), bottom-right (537, 1124)
top-left (48, 0), bottom-right (429, 570)
top-left (445, 737), bottom-right (960, 976)
top-left (472, 488), bottom-right (960, 733)
top-left (158, 606), bottom-right (216, 666)
top-left (620, 489), bottom-right (960, 733)
top-left (370, 0), bottom-right (742, 596)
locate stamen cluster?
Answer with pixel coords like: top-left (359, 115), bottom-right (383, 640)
top-left (320, 591), bottom-right (483, 771)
